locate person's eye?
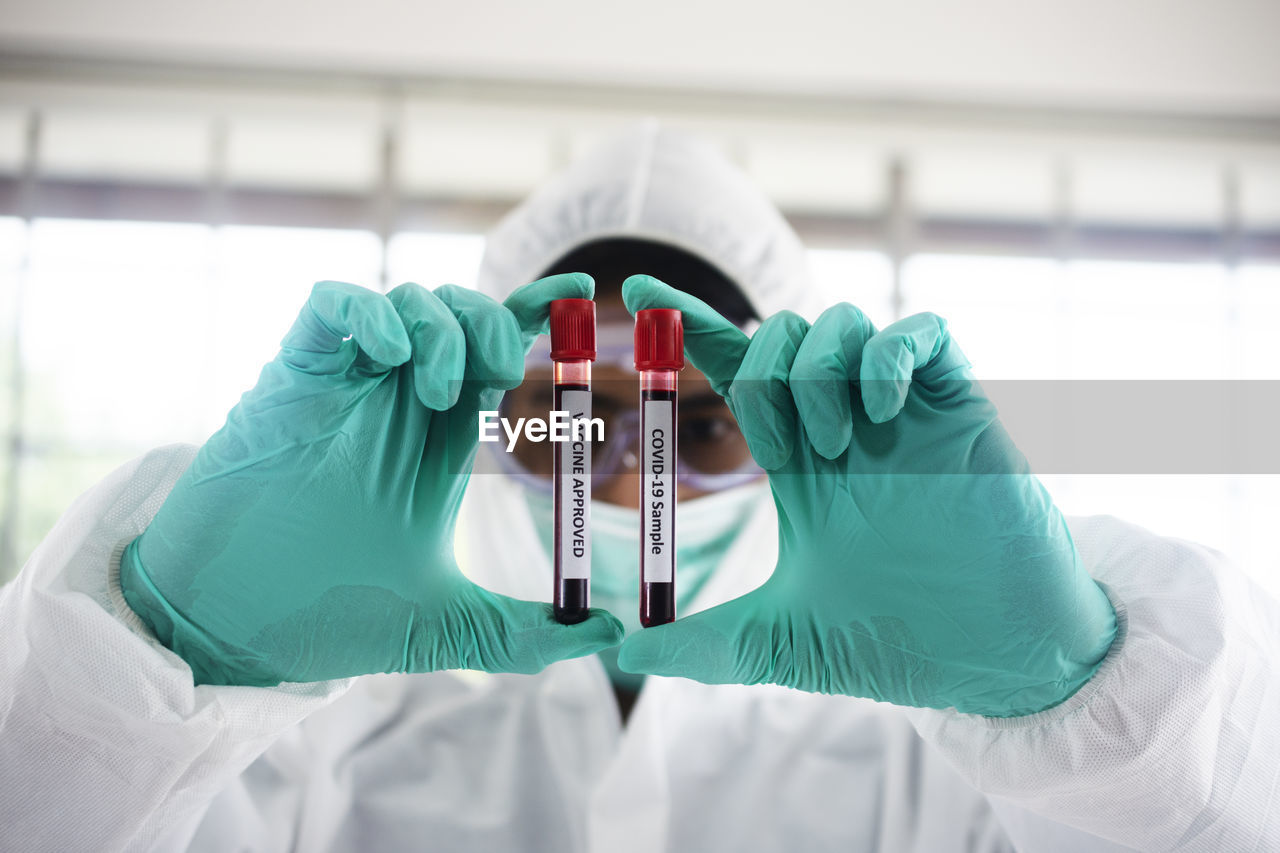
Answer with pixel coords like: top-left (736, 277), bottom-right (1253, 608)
top-left (679, 414), bottom-right (736, 446)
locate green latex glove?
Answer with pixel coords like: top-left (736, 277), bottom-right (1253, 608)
top-left (121, 275), bottom-right (623, 687)
top-left (617, 275), bottom-right (1117, 717)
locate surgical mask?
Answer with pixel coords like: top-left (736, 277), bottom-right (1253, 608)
top-left (523, 481), bottom-right (768, 690)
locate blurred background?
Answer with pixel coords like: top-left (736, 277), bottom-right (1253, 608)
top-left (0, 0), bottom-right (1278, 587)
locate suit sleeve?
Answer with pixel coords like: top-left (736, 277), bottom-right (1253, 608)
top-left (0, 445), bottom-right (352, 851)
top-left (907, 515), bottom-right (1280, 852)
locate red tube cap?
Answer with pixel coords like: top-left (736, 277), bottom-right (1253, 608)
top-left (634, 309), bottom-right (684, 371)
top-left (550, 299), bottom-right (596, 361)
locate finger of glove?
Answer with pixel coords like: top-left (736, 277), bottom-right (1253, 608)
top-left (504, 273), bottom-right (595, 351)
top-left (617, 588), bottom-right (775, 685)
top-left (418, 581), bottom-right (624, 675)
top-left (622, 274), bottom-right (749, 398)
top-left (433, 285), bottom-right (525, 392)
top-left (728, 311), bottom-right (809, 470)
top-left (281, 281), bottom-right (412, 374)
top-left (790, 303), bottom-right (879, 458)
top-left (859, 312), bottom-right (970, 423)
top-left (429, 285), bottom-right (527, 477)
top-left (386, 282), bottom-right (466, 411)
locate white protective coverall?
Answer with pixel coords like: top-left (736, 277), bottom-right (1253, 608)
top-left (2, 123), bottom-right (1278, 852)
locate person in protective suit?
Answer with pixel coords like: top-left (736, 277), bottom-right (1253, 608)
top-left (1, 123), bottom-right (1276, 852)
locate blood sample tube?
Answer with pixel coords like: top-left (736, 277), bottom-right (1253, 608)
top-left (550, 298), bottom-right (596, 624)
top-left (634, 308), bottom-right (684, 628)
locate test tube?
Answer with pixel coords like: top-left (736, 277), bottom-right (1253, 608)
top-left (550, 298), bottom-right (597, 624)
top-left (634, 308), bottom-right (684, 628)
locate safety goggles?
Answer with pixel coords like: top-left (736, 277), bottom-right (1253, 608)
top-left (492, 335), bottom-right (762, 494)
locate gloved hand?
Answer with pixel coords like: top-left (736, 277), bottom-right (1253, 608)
top-left (617, 275), bottom-right (1117, 717)
top-left (121, 275), bottom-right (623, 687)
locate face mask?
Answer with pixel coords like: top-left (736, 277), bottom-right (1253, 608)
top-left (523, 481), bottom-right (768, 691)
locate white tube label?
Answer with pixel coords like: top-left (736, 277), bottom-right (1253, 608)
top-left (643, 400), bottom-right (674, 583)
top-left (557, 389), bottom-right (592, 580)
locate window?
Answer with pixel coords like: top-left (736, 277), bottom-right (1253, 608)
top-left (904, 254), bottom-right (1280, 598)
top-left (386, 232), bottom-right (487, 291)
top-left (1, 220), bottom-right (382, 578)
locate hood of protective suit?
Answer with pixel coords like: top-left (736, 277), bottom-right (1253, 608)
top-left (477, 120), bottom-right (823, 319)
